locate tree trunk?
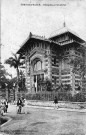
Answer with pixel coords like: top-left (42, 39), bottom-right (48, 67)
top-left (16, 67), bottom-right (20, 100)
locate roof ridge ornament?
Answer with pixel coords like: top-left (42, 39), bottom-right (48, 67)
top-left (63, 21), bottom-right (66, 27)
top-left (63, 14), bottom-right (66, 28)
top-left (29, 32), bottom-right (32, 38)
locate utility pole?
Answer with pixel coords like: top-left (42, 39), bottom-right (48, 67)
top-left (0, 44), bottom-right (1, 63)
top-left (0, 1), bottom-right (1, 63)
top-left (0, 0), bottom-right (1, 63)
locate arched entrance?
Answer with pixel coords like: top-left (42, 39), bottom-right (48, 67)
top-left (31, 58), bottom-right (44, 93)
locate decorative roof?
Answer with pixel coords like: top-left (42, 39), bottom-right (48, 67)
top-left (49, 26), bottom-right (79, 39)
top-left (31, 33), bottom-right (50, 42)
top-left (17, 32), bottom-right (59, 54)
top-left (49, 24), bottom-right (86, 44)
top-left (21, 32), bottom-right (54, 44)
top-left (31, 34), bottom-right (60, 45)
top-left (17, 26), bottom-right (86, 54)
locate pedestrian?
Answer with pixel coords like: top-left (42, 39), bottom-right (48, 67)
top-left (21, 97), bottom-right (25, 113)
top-left (17, 98), bottom-right (22, 114)
top-left (0, 101), bottom-right (5, 115)
top-left (54, 96), bottom-right (58, 109)
top-left (4, 99), bottom-right (8, 113)
top-left (24, 99), bottom-right (28, 114)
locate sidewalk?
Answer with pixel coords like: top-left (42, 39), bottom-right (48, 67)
top-left (27, 100), bottom-right (86, 112)
top-left (6, 101), bottom-right (86, 113)
top-left (28, 104), bottom-right (86, 113)
top-left (8, 100), bottom-right (86, 113)
top-left (0, 103), bottom-right (86, 135)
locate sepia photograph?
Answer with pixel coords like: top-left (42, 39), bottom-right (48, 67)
top-left (0, 0), bottom-right (86, 134)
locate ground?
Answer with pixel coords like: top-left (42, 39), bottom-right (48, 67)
top-left (0, 104), bottom-right (86, 135)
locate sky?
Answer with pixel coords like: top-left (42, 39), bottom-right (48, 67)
top-left (1, 0), bottom-right (86, 77)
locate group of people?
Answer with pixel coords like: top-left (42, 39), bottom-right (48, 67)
top-left (17, 96), bottom-right (58, 113)
top-left (17, 97), bottom-right (27, 114)
top-left (0, 99), bottom-right (8, 115)
top-left (0, 97), bottom-right (27, 115)
top-left (0, 96), bottom-right (58, 116)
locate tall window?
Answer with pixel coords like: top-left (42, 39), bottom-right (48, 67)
top-left (54, 57), bottom-right (56, 65)
top-left (33, 60), bottom-right (42, 71)
top-left (54, 77), bottom-right (57, 86)
top-left (34, 75), bottom-right (36, 82)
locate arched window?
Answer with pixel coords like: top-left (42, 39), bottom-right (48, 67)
top-left (33, 60), bottom-right (42, 71)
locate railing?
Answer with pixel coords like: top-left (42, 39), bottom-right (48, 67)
top-left (26, 91), bottom-right (86, 102)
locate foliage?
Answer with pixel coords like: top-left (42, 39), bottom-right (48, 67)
top-left (72, 92), bottom-right (86, 102)
top-left (44, 78), bottom-right (52, 91)
top-left (77, 85), bottom-right (81, 91)
top-left (0, 63), bottom-right (11, 89)
top-left (5, 53), bottom-right (25, 92)
top-left (7, 77), bottom-right (17, 89)
top-left (26, 91), bottom-right (56, 101)
top-left (69, 55), bottom-right (86, 91)
top-left (18, 70), bottom-right (26, 92)
top-left (63, 84), bottom-right (72, 91)
top-left (70, 57), bottom-right (85, 77)
top-left (26, 90), bottom-right (86, 102)
top-left (58, 91), bottom-right (72, 101)
top-left (55, 84), bottom-right (72, 92)
top-left (5, 53), bottom-right (25, 79)
top-left (5, 53), bottom-right (24, 69)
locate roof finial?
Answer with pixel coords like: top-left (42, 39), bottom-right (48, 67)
top-left (63, 15), bottom-right (66, 27)
top-left (29, 32), bottom-right (32, 38)
top-left (63, 21), bottom-right (66, 27)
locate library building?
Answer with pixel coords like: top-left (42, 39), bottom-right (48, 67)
top-left (17, 24), bottom-right (86, 94)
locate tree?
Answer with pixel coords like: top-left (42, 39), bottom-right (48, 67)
top-left (73, 92), bottom-right (86, 102)
top-left (64, 84), bottom-right (72, 91)
top-left (0, 62), bottom-right (10, 89)
top-left (7, 77), bottom-right (17, 89)
top-left (57, 83), bottom-right (64, 92)
top-left (70, 57), bottom-right (85, 76)
top-left (77, 85), bottom-right (81, 91)
top-left (18, 70), bottom-right (26, 92)
top-left (44, 78), bottom-right (52, 91)
top-left (5, 53), bottom-right (25, 91)
top-left (6, 77), bottom-right (17, 101)
top-left (69, 56), bottom-right (86, 91)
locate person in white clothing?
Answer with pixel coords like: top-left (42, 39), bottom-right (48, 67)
top-left (23, 99), bottom-right (28, 114)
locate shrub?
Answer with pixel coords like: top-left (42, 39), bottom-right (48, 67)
top-left (44, 78), bottom-right (52, 91)
top-left (72, 92), bottom-right (86, 102)
top-left (58, 91), bottom-right (72, 101)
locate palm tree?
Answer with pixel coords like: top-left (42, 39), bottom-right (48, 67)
top-left (5, 53), bottom-right (25, 92)
top-left (18, 70), bottom-right (26, 92)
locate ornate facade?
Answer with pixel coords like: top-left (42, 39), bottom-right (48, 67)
top-left (17, 26), bottom-right (86, 94)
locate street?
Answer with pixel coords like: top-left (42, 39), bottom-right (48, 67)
top-left (0, 104), bottom-right (86, 135)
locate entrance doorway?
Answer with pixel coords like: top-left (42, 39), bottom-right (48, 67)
top-left (34, 74), bottom-right (44, 92)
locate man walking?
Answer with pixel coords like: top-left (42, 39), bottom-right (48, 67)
top-left (54, 96), bottom-right (58, 109)
top-left (17, 98), bottom-right (22, 114)
top-left (4, 99), bottom-right (8, 113)
top-left (23, 99), bottom-right (28, 114)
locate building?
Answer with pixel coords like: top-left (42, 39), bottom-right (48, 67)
top-left (17, 25), bottom-right (86, 94)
